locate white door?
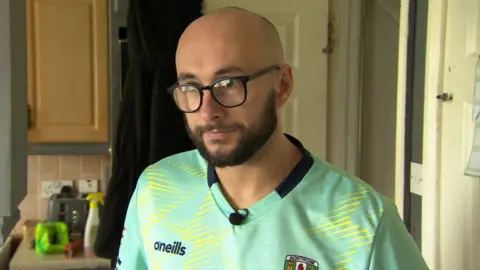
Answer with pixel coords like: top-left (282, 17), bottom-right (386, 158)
top-left (437, 2), bottom-right (480, 268)
top-left (423, 0), bottom-right (480, 268)
top-left (204, 0), bottom-right (329, 157)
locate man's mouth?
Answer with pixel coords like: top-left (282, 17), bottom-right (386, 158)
top-left (208, 129), bottom-right (236, 133)
top-left (204, 129), bottom-right (236, 140)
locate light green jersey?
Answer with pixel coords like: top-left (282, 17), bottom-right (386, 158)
top-left (116, 136), bottom-right (428, 270)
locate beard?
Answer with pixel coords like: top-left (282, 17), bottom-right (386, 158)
top-left (186, 90), bottom-right (277, 168)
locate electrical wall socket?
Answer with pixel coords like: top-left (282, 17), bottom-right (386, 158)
top-left (40, 180), bottom-right (74, 198)
top-left (410, 162), bottom-right (423, 196)
top-left (78, 179), bottom-right (99, 194)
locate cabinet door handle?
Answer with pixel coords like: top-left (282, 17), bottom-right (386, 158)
top-left (28, 104), bottom-right (33, 129)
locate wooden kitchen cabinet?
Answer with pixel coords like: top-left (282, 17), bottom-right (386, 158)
top-left (26, 0), bottom-right (110, 143)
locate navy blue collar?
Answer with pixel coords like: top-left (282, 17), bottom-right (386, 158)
top-left (207, 134), bottom-right (314, 198)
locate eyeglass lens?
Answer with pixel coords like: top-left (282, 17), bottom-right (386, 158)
top-left (173, 78), bottom-right (246, 112)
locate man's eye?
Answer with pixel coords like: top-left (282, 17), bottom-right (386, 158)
top-left (215, 79), bottom-right (235, 88)
top-left (179, 85), bottom-right (198, 92)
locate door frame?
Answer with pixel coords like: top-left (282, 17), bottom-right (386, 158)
top-left (393, 0), bottom-right (412, 219)
top-left (421, 0), bottom-right (447, 268)
top-left (327, 0), bottom-right (363, 176)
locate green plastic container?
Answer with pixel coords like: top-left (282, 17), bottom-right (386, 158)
top-left (35, 222), bottom-right (70, 254)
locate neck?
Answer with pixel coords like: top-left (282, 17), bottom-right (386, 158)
top-left (215, 132), bottom-right (303, 210)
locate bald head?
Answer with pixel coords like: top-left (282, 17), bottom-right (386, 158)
top-left (176, 7), bottom-right (285, 69)
top-left (206, 7), bottom-right (284, 63)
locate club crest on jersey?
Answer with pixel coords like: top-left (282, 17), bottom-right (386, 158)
top-left (284, 255), bottom-right (319, 270)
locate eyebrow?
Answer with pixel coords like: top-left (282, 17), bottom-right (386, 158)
top-left (177, 65), bottom-right (245, 82)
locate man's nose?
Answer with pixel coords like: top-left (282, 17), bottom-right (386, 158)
top-left (199, 91), bottom-right (225, 121)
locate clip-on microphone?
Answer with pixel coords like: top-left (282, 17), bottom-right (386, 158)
top-left (229, 209), bottom-right (249, 225)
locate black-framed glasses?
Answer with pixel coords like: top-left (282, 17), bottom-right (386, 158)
top-left (167, 65), bottom-right (281, 113)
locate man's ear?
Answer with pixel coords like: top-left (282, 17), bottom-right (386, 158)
top-left (276, 64), bottom-right (294, 108)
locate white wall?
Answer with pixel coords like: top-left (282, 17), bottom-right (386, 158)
top-left (360, 0), bottom-right (401, 200)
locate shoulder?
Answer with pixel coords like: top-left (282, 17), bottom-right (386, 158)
top-left (135, 150), bottom-right (208, 191)
top-left (298, 158), bottom-right (423, 268)
top-left (300, 157), bottom-right (395, 227)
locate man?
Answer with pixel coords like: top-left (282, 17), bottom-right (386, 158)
top-left (116, 7), bottom-right (428, 270)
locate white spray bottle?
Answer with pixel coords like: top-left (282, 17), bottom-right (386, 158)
top-left (84, 192), bottom-right (104, 257)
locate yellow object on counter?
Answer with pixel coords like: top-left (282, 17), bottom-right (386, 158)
top-left (22, 219), bottom-right (39, 249)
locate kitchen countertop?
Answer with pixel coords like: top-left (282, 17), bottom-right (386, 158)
top-left (9, 239), bottom-right (111, 270)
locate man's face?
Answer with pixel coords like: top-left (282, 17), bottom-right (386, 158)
top-left (175, 18), bottom-right (280, 167)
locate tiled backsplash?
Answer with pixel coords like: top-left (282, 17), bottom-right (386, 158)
top-left (13, 155), bottom-right (110, 234)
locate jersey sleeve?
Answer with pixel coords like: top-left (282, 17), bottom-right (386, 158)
top-left (368, 198), bottom-right (429, 270)
top-left (115, 184), bottom-right (148, 270)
